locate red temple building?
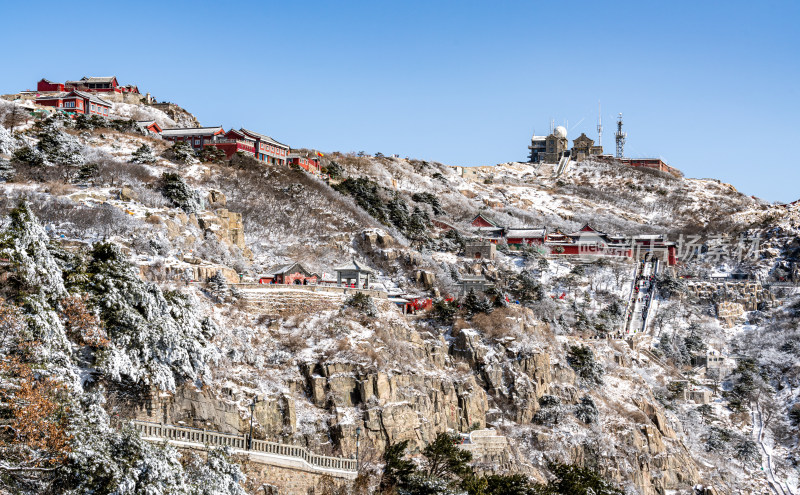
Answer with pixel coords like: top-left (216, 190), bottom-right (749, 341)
top-left (34, 90), bottom-right (112, 116)
top-left (287, 153), bottom-right (321, 174)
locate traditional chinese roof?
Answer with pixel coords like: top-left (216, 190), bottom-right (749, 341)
top-left (262, 262), bottom-right (312, 277)
top-left (334, 259), bottom-right (374, 273)
top-left (568, 224), bottom-right (608, 237)
top-left (35, 90), bottom-right (113, 107)
top-left (225, 129), bottom-right (256, 141)
top-left (136, 121), bottom-right (162, 133)
top-left (470, 213), bottom-right (500, 228)
top-left (506, 228), bottom-right (546, 238)
top-left (240, 128), bottom-right (288, 148)
top-left (66, 76), bottom-right (118, 85)
top-left (161, 126), bottom-right (224, 137)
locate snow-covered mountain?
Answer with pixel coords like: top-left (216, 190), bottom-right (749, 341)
top-left (0, 95), bottom-right (797, 495)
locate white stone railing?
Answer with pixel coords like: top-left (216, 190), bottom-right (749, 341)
top-left (132, 421), bottom-right (357, 472)
top-left (459, 429), bottom-right (509, 454)
top-left (234, 283), bottom-right (388, 299)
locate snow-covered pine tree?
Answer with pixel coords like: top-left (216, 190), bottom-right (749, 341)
top-left (0, 202), bottom-right (71, 366)
top-left (80, 242), bottom-right (218, 391)
top-left (162, 172), bottom-right (203, 213)
top-left (164, 141), bottom-right (197, 164)
top-left (207, 270), bottom-right (228, 301)
top-left (130, 143), bottom-right (157, 164)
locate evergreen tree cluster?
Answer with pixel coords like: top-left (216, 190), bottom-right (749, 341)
top-left (430, 298), bottom-right (458, 325)
top-left (379, 433), bottom-right (623, 494)
top-left (199, 145), bottom-right (228, 164)
top-left (345, 292), bottom-right (378, 317)
top-left (411, 192), bottom-right (444, 216)
top-left (462, 289), bottom-right (493, 319)
top-left (12, 115), bottom-right (84, 168)
top-left (567, 345), bottom-right (604, 386)
top-left (0, 157), bottom-right (14, 181)
top-left (0, 204), bottom-right (242, 494)
top-left (658, 329), bottom-right (706, 367)
top-left (163, 141), bottom-right (197, 164)
top-left (332, 176), bottom-right (431, 243)
top-left (73, 114), bottom-right (141, 133)
top-left (508, 272), bottom-right (544, 304)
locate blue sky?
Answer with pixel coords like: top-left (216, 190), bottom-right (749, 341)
top-left (2, 0), bottom-right (798, 202)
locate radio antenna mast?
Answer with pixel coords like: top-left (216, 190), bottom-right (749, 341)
top-left (597, 102), bottom-right (603, 147)
top-left (615, 113), bottom-right (626, 158)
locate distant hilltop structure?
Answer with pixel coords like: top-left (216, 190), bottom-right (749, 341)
top-left (31, 75), bottom-right (150, 104)
top-left (527, 113), bottom-right (681, 178)
top-left (528, 125), bottom-right (602, 164)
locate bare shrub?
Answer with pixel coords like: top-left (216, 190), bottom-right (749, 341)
top-left (472, 307), bottom-right (518, 341)
top-left (95, 157), bottom-right (157, 187)
top-left (43, 181), bottom-right (76, 196)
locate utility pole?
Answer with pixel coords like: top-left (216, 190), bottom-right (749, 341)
top-left (355, 426), bottom-right (362, 471)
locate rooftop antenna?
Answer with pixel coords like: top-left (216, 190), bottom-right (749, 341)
top-left (550, 119), bottom-right (555, 135)
top-left (597, 102), bottom-right (603, 147)
top-left (615, 113), bottom-right (626, 158)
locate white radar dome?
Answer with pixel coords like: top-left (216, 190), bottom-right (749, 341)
top-left (554, 126), bottom-right (567, 138)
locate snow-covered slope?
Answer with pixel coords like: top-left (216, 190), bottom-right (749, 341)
top-left (1, 98), bottom-right (797, 494)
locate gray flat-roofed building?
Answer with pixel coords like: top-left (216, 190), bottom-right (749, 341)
top-left (458, 275), bottom-right (493, 296)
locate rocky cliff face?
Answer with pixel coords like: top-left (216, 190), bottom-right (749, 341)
top-left (128, 299), bottom-right (703, 494)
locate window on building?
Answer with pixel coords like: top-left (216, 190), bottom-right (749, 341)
top-left (195, 139), bottom-right (201, 146)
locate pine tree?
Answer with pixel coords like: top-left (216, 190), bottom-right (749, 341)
top-left (536, 463), bottom-right (624, 495)
top-left (208, 270), bottom-right (229, 301)
top-left (130, 143), bottom-right (157, 164)
top-left (379, 440), bottom-right (416, 493)
top-left (422, 432), bottom-right (472, 480)
top-left (162, 172), bottom-right (203, 213)
top-left (165, 141), bottom-right (197, 164)
top-left (199, 145), bottom-right (227, 164)
top-left (463, 289), bottom-right (493, 318)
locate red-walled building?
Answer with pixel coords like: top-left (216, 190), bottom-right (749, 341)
top-left (287, 153), bottom-right (321, 174)
top-left (258, 262), bottom-right (318, 285)
top-left (543, 224), bottom-right (677, 265)
top-left (36, 79), bottom-right (65, 92)
top-left (202, 128), bottom-right (289, 165)
top-left (470, 213), bottom-right (497, 228)
top-left (470, 213), bottom-right (504, 240)
top-left (203, 129), bottom-right (257, 158)
top-left (37, 76), bottom-right (140, 94)
top-left (620, 158), bottom-right (682, 178)
top-left (240, 128), bottom-right (289, 166)
top-left (34, 91), bottom-right (112, 116)
top-left (136, 121), bottom-right (162, 134)
top-left (161, 127), bottom-right (226, 150)
top-left (506, 228), bottom-right (547, 248)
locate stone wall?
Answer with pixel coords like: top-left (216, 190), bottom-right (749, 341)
top-left (465, 241), bottom-right (496, 260)
top-left (242, 462), bottom-right (352, 495)
top-left (686, 279), bottom-right (773, 311)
